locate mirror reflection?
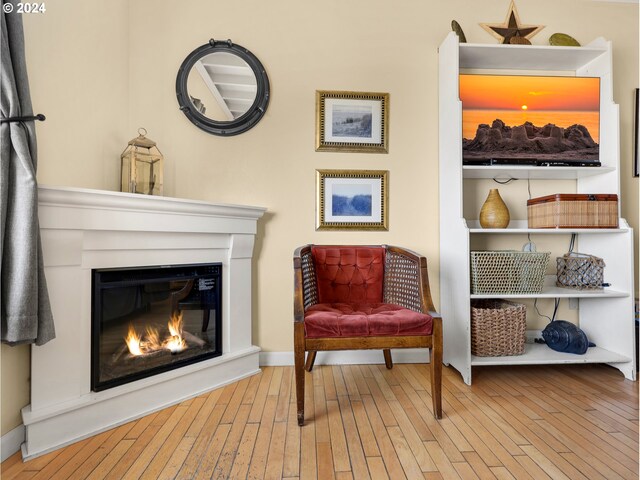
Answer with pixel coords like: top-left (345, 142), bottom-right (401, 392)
top-left (186, 52), bottom-right (258, 122)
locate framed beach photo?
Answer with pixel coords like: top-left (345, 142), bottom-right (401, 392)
top-left (316, 169), bottom-right (388, 230)
top-left (315, 91), bottom-right (389, 153)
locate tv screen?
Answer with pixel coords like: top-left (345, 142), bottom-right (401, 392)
top-left (460, 74), bottom-right (600, 166)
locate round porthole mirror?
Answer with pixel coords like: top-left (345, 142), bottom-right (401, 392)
top-left (176, 39), bottom-right (270, 136)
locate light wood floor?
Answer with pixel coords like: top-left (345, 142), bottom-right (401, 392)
top-left (2, 363), bottom-right (638, 479)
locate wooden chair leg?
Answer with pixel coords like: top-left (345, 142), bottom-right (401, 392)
top-left (305, 351), bottom-right (317, 372)
top-left (383, 349), bottom-right (393, 369)
top-left (430, 317), bottom-right (443, 419)
top-left (294, 322), bottom-right (306, 426)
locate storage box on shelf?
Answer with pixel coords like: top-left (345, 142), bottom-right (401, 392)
top-left (438, 32), bottom-right (636, 385)
top-left (527, 193), bottom-right (619, 229)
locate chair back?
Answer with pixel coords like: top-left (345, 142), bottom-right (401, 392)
top-left (311, 246), bottom-right (385, 304)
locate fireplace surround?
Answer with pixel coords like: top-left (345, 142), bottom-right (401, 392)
top-left (21, 186), bottom-right (265, 459)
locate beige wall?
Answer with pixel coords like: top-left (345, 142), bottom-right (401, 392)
top-left (1, 0), bottom-right (130, 435)
top-left (2, 0), bottom-right (637, 437)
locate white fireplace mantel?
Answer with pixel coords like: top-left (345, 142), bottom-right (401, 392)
top-left (22, 186), bottom-right (266, 459)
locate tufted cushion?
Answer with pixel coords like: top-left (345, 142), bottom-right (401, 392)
top-left (304, 303), bottom-right (433, 338)
top-left (311, 246), bottom-right (384, 304)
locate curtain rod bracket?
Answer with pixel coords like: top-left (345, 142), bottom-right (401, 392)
top-left (0, 113), bottom-right (46, 124)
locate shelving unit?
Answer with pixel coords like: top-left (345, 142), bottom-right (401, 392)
top-left (438, 32), bottom-right (636, 385)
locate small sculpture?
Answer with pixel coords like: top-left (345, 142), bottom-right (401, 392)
top-left (451, 20), bottom-right (467, 43)
top-left (549, 33), bottom-right (580, 47)
top-left (480, 0), bottom-right (544, 45)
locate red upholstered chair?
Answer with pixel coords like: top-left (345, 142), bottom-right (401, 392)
top-left (293, 245), bottom-right (443, 426)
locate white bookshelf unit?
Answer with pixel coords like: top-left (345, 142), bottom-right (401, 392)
top-left (438, 32), bottom-right (636, 385)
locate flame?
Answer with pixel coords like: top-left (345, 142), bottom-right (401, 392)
top-left (164, 312), bottom-right (186, 353)
top-left (164, 335), bottom-right (187, 353)
top-left (144, 326), bottom-right (162, 351)
top-left (124, 311), bottom-right (188, 356)
top-left (125, 326), bottom-right (143, 356)
top-left (168, 312), bottom-right (183, 338)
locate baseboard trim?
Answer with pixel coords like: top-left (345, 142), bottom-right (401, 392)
top-left (1, 425), bottom-right (25, 462)
top-left (259, 348), bottom-right (430, 366)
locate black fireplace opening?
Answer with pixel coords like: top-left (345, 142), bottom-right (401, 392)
top-left (91, 263), bottom-right (222, 392)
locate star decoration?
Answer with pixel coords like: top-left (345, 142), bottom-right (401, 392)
top-left (480, 0), bottom-right (544, 45)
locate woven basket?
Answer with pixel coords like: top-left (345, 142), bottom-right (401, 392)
top-left (470, 251), bottom-right (550, 294)
top-left (556, 252), bottom-right (605, 290)
top-left (470, 300), bottom-right (526, 356)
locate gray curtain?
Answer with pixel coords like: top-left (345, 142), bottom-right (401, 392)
top-left (0, 1), bottom-right (55, 345)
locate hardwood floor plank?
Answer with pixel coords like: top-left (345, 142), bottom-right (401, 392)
top-left (86, 439), bottom-right (135, 480)
top-left (264, 421), bottom-right (287, 479)
top-left (342, 366), bottom-right (361, 401)
top-left (389, 384), bottom-right (436, 442)
top-left (156, 437), bottom-right (195, 480)
top-left (350, 398), bottom-right (380, 457)
top-left (386, 398), bottom-right (436, 472)
top-left (246, 396), bottom-right (278, 479)
top-left (361, 395), bottom-right (407, 480)
top-left (337, 394), bottom-right (370, 479)
top-left (452, 461), bottom-right (482, 480)
top-left (423, 440), bottom-right (463, 480)
top-left (316, 442), bottom-right (337, 480)
top-left (365, 377), bottom-right (397, 427)
top-left (139, 396), bottom-right (206, 479)
top-left (283, 401), bottom-right (301, 478)
top-left (300, 415), bottom-right (317, 480)
top-left (461, 452), bottom-right (498, 480)
top-left (386, 425), bottom-right (425, 479)
top-left (353, 365), bottom-right (371, 395)
top-left (67, 422), bottom-right (135, 480)
top-left (3, 364), bottom-right (637, 480)
top-left (191, 423), bottom-right (231, 479)
top-left (227, 422), bottom-right (259, 479)
top-left (211, 403), bottom-right (252, 479)
top-left (366, 456), bottom-right (389, 480)
top-left (517, 445), bottom-right (569, 480)
top-left (45, 429), bottom-right (117, 480)
top-left (175, 403), bottom-right (227, 479)
top-left (326, 399), bottom-right (350, 472)
top-left (220, 376), bottom-right (251, 424)
top-left (121, 405), bottom-right (189, 479)
top-left (275, 366), bottom-right (293, 422)
top-left (248, 366), bottom-right (275, 423)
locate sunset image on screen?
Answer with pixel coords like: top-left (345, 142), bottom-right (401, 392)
top-left (460, 74), bottom-right (600, 162)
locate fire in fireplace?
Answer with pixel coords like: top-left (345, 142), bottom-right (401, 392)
top-left (91, 263), bottom-right (222, 391)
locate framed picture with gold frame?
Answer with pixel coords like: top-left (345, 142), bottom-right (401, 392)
top-left (316, 169), bottom-right (388, 230)
top-left (315, 91), bottom-right (389, 153)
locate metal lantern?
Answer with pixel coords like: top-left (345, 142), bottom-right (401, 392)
top-left (120, 128), bottom-right (164, 195)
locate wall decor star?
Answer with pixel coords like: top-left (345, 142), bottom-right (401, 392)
top-left (480, 0), bottom-right (544, 45)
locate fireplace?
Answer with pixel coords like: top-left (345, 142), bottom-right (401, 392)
top-left (23, 186), bottom-right (265, 460)
top-left (91, 263), bottom-right (222, 391)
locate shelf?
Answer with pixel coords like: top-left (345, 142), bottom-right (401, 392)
top-left (471, 342), bottom-right (631, 366)
top-left (462, 165), bottom-right (615, 180)
top-left (459, 41), bottom-right (608, 71)
top-left (470, 275), bottom-right (629, 299)
top-left (467, 220), bottom-right (628, 234)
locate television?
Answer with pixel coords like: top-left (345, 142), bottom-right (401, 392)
top-left (459, 74), bottom-right (601, 166)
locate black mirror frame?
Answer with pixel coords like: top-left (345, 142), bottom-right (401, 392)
top-left (176, 39), bottom-right (270, 136)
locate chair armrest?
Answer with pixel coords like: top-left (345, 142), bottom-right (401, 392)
top-left (384, 245), bottom-right (438, 315)
top-left (293, 245), bottom-right (317, 322)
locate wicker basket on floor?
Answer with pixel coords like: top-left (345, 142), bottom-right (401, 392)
top-left (471, 300), bottom-right (526, 356)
